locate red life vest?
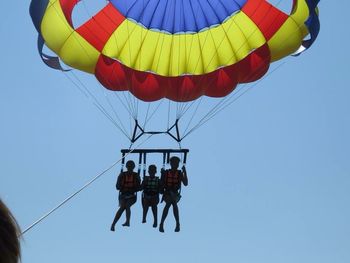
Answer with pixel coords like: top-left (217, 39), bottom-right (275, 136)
top-left (121, 172), bottom-right (137, 191)
top-left (165, 170), bottom-right (181, 189)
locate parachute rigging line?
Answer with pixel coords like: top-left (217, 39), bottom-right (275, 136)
top-left (63, 71), bottom-right (131, 140)
top-left (66, 0), bottom-right (284, 143)
top-left (34, 0), bottom-right (319, 144)
top-left (20, 134), bottom-right (154, 236)
top-left (181, 8), bottom-right (312, 139)
top-left (182, 61), bottom-right (287, 140)
top-left (169, 0), bottom-right (287, 133)
top-left (51, 2), bottom-right (134, 139)
top-left (103, 91), bottom-right (129, 135)
top-left (184, 0), bottom-right (316, 135)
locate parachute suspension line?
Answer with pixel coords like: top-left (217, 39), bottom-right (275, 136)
top-left (112, 92), bottom-right (133, 118)
top-left (183, 0), bottom-right (276, 93)
top-left (127, 0), bottom-right (153, 122)
top-left (183, 8), bottom-right (309, 139)
top-left (179, 0), bottom-right (291, 138)
top-left (176, 100), bottom-right (181, 120)
top-left (73, 1), bottom-right (146, 137)
top-left (177, 140), bottom-right (184, 164)
top-left (58, 0), bottom-right (288, 144)
top-left (177, 99), bottom-right (197, 120)
top-left (143, 152), bottom-right (147, 178)
top-left (63, 71), bottom-right (89, 99)
top-left (21, 134), bottom-right (154, 236)
top-left (186, 85), bottom-right (246, 134)
top-left (69, 72), bottom-right (130, 139)
top-left (103, 91), bottom-right (130, 137)
top-left (202, 0), bottom-right (285, 76)
top-left (120, 91), bottom-right (136, 119)
top-left (185, 62), bottom-right (287, 140)
top-left (120, 152), bottom-right (126, 173)
top-left (182, 61), bottom-right (287, 140)
top-left (142, 99), bottom-right (165, 129)
top-left (51, 4), bottom-right (134, 139)
top-left (182, 97), bottom-right (204, 137)
top-left (176, 102), bottom-right (184, 120)
top-left (177, 0), bottom-right (185, 120)
top-left (169, 0), bottom-right (220, 126)
top-left (104, 12), bottom-right (135, 121)
top-left (162, 152), bottom-right (167, 169)
top-left (126, 13), bottom-right (143, 121)
top-left (167, 100), bottom-right (171, 130)
top-left (63, 71), bottom-right (131, 140)
top-left (142, 103), bottom-right (151, 130)
top-left (182, 85), bottom-right (251, 140)
top-left (178, 101), bottom-right (187, 120)
top-left (136, 99), bottom-right (140, 123)
top-left (95, 71), bottom-right (138, 139)
top-left (205, 65), bottom-right (288, 126)
top-left (111, 91), bottom-right (135, 137)
top-left (129, 111), bottom-right (133, 139)
top-left (137, 152), bottom-right (143, 175)
top-left (180, 1), bottom-right (291, 139)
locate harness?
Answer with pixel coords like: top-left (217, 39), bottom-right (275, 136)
top-left (121, 172), bottom-right (137, 192)
top-left (165, 170), bottom-right (181, 190)
top-left (144, 176), bottom-right (159, 194)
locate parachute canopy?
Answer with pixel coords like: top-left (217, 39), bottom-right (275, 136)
top-left (30, 0), bottom-right (320, 102)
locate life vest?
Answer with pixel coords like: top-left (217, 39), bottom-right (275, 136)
top-left (165, 170), bottom-right (181, 189)
top-left (121, 172), bottom-right (137, 192)
top-left (144, 176), bottom-right (159, 194)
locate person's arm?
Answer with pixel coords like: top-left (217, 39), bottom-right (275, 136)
top-left (116, 173), bottom-right (123, 190)
top-left (159, 169), bottom-right (166, 194)
top-left (181, 166), bottom-right (188, 186)
top-left (141, 177), bottom-right (146, 190)
top-left (135, 173), bottom-right (142, 191)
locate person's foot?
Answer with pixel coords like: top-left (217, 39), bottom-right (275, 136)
top-left (122, 222), bottom-right (130, 227)
top-left (142, 219), bottom-right (146, 224)
top-left (175, 223), bottom-right (180, 232)
top-left (159, 224), bottom-right (164, 233)
top-left (110, 225), bottom-right (115, 232)
top-left (153, 222), bottom-right (158, 228)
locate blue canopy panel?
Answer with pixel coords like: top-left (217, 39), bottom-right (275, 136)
top-left (109, 0), bottom-right (247, 33)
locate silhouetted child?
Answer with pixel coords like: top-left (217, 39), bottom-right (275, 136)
top-left (111, 160), bottom-right (141, 231)
top-left (159, 156), bottom-right (188, 232)
top-left (141, 165), bottom-right (160, 228)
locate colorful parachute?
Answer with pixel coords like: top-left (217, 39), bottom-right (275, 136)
top-left (30, 0), bottom-right (320, 103)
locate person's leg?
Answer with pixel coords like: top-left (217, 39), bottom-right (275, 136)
top-left (142, 201), bottom-right (149, 223)
top-left (111, 205), bottom-right (126, 231)
top-left (123, 200), bottom-right (132, 226)
top-left (151, 205), bottom-right (158, 228)
top-left (172, 202), bottom-right (180, 232)
top-left (122, 206), bottom-right (130, 226)
top-left (159, 202), bottom-right (171, 232)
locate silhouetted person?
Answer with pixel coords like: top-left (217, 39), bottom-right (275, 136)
top-left (159, 156), bottom-right (188, 233)
top-left (141, 165), bottom-right (160, 228)
top-left (0, 199), bottom-right (21, 263)
top-left (111, 160), bottom-right (141, 231)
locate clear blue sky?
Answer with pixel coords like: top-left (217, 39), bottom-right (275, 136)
top-left (1, 1), bottom-right (350, 263)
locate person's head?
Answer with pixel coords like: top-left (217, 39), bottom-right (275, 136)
top-left (0, 199), bottom-right (21, 263)
top-left (126, 160), bottom-right (136, 172)
top-left (169, 156), bottom-right (180, 169)
top-left (148, 165), bottom-right (157, 177)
